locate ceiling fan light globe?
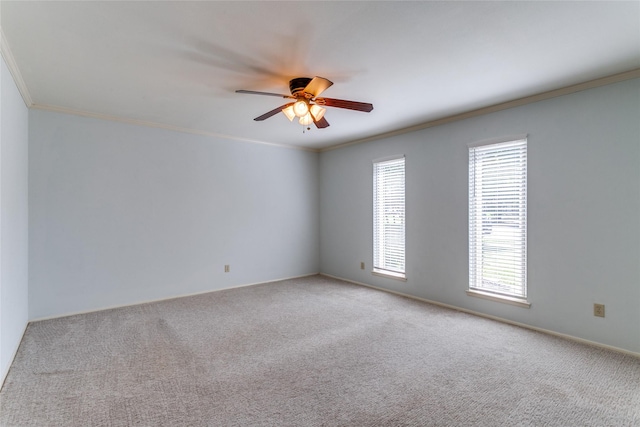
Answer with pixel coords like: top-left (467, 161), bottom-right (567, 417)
top-left (299, 113), bottom-right (313, 126)
top-left (282, 106), bottom-right (296, 121)
top-left (310, 104), bottom-right (326, 121)
top-left (293, 100), bottom-right (309, 117)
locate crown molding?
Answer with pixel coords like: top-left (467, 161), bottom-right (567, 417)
top-left (0, 27), bottom-right (33, 108)
top-left (321, 68), bottom-right (640, 152)
top-left (31, 104), bottom-right (319, 153)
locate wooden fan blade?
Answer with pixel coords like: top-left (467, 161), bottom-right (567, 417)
top-left (236, 90), bottom-right (295, 99)
top-left (313, 116), bottom-right (330, 129)
top-left (304, 76), bottom-right (334, 97)
top-left (317, 97), bottom-right (373, 112)
top-left (254, 103), bottom-right (294, 121)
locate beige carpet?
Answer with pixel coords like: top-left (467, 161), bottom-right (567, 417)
top-left (1, 275), bottom-right (639, 426)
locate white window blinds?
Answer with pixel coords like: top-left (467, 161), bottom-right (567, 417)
top-left (469, 138), bottom-right (527, 299)
top-left (373, 156), bottom-right (405, 278)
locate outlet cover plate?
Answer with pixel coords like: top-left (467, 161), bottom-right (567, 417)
top-left (594, 303), bottom-right (605, 317)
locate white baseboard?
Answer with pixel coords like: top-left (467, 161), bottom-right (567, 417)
top-left (0, 321), bottom-right (29, 391)
top-left (321, 273), bottom-right (640, 359)
top-left (30, 272), bottom-right (320, 323)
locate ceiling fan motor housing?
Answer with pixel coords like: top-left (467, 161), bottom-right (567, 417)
top-left (289, 77), bottom-right (312, 96)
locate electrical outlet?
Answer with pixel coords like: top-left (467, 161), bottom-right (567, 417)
top-left (360, 262), bottom-right (365, 270)
top-left (224, 265), bottom-right (230, 273)
top-left (594, 303), bottom-right (605, 318)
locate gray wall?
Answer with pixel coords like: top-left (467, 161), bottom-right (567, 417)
top-left (0, 57), bottom-right (29, 383)
top-left (320, 78), bottom-right (640, 353)
top-left (29, 110), bottom-right (319, 319)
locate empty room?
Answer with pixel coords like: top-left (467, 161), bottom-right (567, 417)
top-left (1, 1), bottom-right (639, 425)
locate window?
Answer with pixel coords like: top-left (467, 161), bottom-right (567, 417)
top-left (469, 137), bottom-right (527, 303)
top-left (373, 156), bottom-right (406, 280)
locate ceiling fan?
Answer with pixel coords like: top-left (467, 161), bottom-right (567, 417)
top-left (236, 76), bottom-right (373, 129)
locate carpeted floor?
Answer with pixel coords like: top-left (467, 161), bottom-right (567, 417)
top-left (1, 275), bottom-right (639, 426)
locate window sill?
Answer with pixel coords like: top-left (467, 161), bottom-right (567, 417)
top-left (372, 269), bottom-right (407, 282)
top-left (466, 290), bottom-right (531, 308)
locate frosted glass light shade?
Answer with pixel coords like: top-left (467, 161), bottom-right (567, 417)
top-left (282, 105), bottom-right (295, 121)
top-left (299, 113), bottom-right (313, 126)
top-left (293, 100), bottom-right (309, 117)
top-left (310, 104), bottom-right (326, 121)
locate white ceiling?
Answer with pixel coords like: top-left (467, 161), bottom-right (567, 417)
top-left (2, 1), bottom-right (639, 151)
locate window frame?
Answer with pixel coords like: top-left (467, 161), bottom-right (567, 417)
top-left (373, 155), bottom-right (406, 281)
top-left (467, 135), bottom-right (529, 307)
